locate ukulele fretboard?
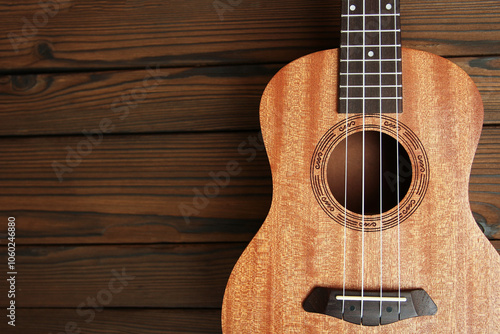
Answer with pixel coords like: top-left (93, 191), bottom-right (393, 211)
top-left (339, 0), bottom-right (402, 114)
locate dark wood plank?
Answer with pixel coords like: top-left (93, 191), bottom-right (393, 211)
top-left (0, 56), bottom-right (499, 137)
top-left (0, 0), bottom-right (338, 71)
top-left (470, 127), bottom-right (500, 240)
top-left (0, 65), bottom-right (273, 136)
top-left (0, 309), bottom-right (222, 334)
top-left (0, 243), bottom-right (245, 308)
top-left (0, 131), bottom-right (272, 244)
top-left (401, 0), bottom-right (500, 56)
top-left (0, 129), bottom-right (498, 244)
top-left (452, 57), bottom-right (500, 125)
top-left (0, 0), bottom-right (498, 72)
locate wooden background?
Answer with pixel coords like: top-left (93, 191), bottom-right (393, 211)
top-left (0, 0), bottom-right (498, 333)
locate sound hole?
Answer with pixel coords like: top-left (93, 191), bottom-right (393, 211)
top-left (327, 131), bottom-right (412, 215)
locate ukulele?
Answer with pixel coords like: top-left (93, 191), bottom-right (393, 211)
top-left (222, 0), bottom-right (500, 332)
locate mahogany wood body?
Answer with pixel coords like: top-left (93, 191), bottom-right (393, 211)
top-left (222, 48), bottom-right (500, 333)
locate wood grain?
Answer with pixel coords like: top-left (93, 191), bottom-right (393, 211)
top-left (0, 65), bottom-right (273, 136)
top-left (0, 0), bottom-right (498, 72)
top-left (0, 309), bottom-right (222, 334)
top-left (0, 0), bottom-right (496, 332)
top-left (401, 0), bottom-right (500, 55)
top-left (0, 132), bottom-right (271, 244)
top-left (0, 130), bottom-right (498, 244)
top-left (453, 57), bottom-right (500, 125)
top-left (222, 48), bottom-right (500, 332)
top-left (0, 240), bottom-right (494, 310)
top-left (0, 56), bottom-right (499, 136)
top-left (470, 127), bottom-right (500, 240)
top-left (0, 243), bottom-right (245, 308)
top-left (0, 239), bottom-right (497, 310)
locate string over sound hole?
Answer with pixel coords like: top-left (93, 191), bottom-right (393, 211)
top-left (327, 131), bottom-right (412, 215)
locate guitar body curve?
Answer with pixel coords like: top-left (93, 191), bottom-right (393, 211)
top-left (222, 48), bottom-right (500, 333)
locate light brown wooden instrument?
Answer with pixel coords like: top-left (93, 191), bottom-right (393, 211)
top-left (222, 1), bottom-right (500, 330)
top-left (222, 47), bottom-right (500, 333)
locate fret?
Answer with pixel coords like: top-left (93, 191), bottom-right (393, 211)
top-left (339, 99), bottom-right (401, 114)
top-left (340, 86), bottom-right (401, 98)
top-left (342, 44), bottom-right (401, 48)
top-left (341, 15), bottom-right (396, 31)
top-left (340, 74), bottom-right (401, 87)
top-left (341, 0), bottom-right (394, 14)
top-left (341, 29), bottom-right (400, 33)
top-left (340, 63), bottom-right (401, 73)
top-left (340, 72), bottom-right (402, 76)
top-left (340, 97), bottom-right (402, 100)
top-left (340, 61), bottom-right (401, 74)
top-left (341, 14), bottom-right (400, 17)
top-left (342, 32), bottom-right (401, 48)
top-left (340, 59), bottom-right (402, 62)
top-left (340, 85), bottom-right (402, 88)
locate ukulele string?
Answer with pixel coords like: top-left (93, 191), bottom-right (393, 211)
top-left (361, 0), bottom-right (366, 322)
top-left (378, 0), bottom-right (384, 323)
top-left (394, 0), bottom-right (402, 318)
top-left (342, 0), bottom-right (351, 318)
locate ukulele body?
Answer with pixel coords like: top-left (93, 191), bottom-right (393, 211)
top-left (221, 48), bottom-right (500, 333)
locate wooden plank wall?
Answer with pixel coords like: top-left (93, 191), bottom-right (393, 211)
top-left (0, 0), bottom-right (498, 332)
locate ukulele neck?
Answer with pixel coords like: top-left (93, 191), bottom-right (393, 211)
top-left (339, 0), bottom-right (402, 114)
